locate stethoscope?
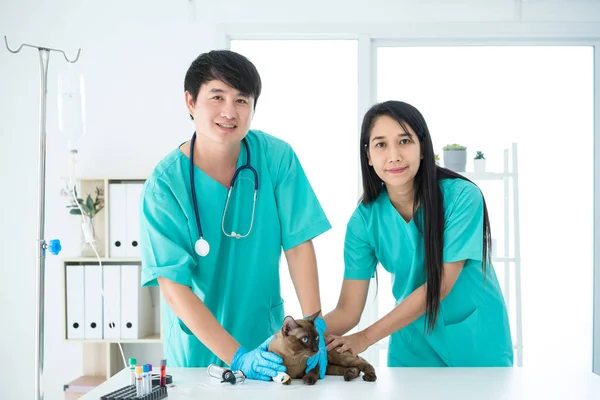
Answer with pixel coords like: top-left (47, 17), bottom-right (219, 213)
top-left (189, 132), bottom-right (258, 257)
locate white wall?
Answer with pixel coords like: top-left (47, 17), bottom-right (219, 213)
top-left (594, 38), bottom-right (600, 376)
top-left (1, 1), bottom-right (599, 399)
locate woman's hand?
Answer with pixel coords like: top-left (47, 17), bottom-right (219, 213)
top-left (325, 331), bottom-right (371, 356)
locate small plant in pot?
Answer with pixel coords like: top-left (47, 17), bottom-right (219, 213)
top-left (474, 151), bottom-right (486, 173)
top-left (442, 144), bottom-right (467, 172)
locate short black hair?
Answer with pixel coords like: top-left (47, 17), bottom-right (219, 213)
top-left (184, 50), bottom-right (262, 119)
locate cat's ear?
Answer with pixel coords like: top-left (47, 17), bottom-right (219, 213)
top-left (282, 316), bottom-right (300, 336)
top-left (304, 310), bottom-right (321, 322)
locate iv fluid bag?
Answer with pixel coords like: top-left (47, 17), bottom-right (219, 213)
top-left (58, 65), bottom-right (86, 153)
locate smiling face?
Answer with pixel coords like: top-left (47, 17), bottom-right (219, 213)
top-left (185, 79), bottom-right (255, 146)
top-left (366, 115), bottom-right (422, 191)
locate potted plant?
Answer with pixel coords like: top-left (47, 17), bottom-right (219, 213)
top-left (61, 186), bottom-right (105, 257)
top-left (474, 151), bottom-right (486, 173)
top-left (442, 144), bottom-right (467, 172)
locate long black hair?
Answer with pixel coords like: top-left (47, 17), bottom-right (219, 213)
top-left (359, 100), bottom-right (492, 333)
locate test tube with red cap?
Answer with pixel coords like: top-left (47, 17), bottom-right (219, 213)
top-left (160, 359), bottom-right (167, 387)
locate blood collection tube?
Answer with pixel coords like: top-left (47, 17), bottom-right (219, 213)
top-left (129, 357), bottom-right (136, 386)
top-left (135, 366), bottom-right (143, 397)
top-left (148, 364), bottom-right (153, 392)
top-left (160, 359), bottom-right (167, 387)
top-left (142, 364), bottom-right (150, 395)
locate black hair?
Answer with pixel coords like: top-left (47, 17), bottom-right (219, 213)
top-left (359, 100), bottom-right (492, 334)
top-left (184, 50), bottom-right (262, 119)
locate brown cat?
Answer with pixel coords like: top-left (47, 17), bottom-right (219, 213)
top-left (268, 311), bottom-right (377, 385)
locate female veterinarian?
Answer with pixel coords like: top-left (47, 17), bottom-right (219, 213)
top-left (324, 100), bottom-right (513, 367)
top-left (139, 50), bottom-right (330, 380)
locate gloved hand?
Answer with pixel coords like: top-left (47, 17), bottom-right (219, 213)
top-left (305, 316), bottom-right (327, 379)
top-left (230, 335), bottom-right (287, 381)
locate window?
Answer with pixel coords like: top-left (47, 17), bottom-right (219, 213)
top-left (373, 45), bottom-right (594, 368)
top-left (229, 39), bottom-right (359, 319)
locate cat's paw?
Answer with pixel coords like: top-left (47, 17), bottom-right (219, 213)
top-left (343, 367), bottom-right (359, 381)
top-left (302, 374), bottom-right (318, 385)
top-left (363, 371), bottom-right (377, 382)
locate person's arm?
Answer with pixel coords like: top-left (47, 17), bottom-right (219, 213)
top-left (141, 182), bottom-right (285, 380)
top-left (323, 279), bottom-right (370, 336)
top-left (363, 260), bottom-right (463, 344)
top-left (327, 260), bottom-right (464, 355)
top-left (157, 277), bottom-right (240, 364)
top-left (285, 240), bottom-right (322, 316)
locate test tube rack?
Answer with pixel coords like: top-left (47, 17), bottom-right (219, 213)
top-left (100, 385), bottom-right (167, 400)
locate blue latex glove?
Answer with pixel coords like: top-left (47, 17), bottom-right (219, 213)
top-left (305, 316), bottom-right (327, 379)
top-left (230, 335), bottom-right (287, 381)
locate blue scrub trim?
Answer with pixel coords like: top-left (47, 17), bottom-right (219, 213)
top-left (282, 218), bottom-right (332, 251)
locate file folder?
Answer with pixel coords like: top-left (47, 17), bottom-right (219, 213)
top-left (120, 264), bottom-right (153, 340)
top-left (125, 183), bottom-right (143, 257)
top-left (109, 181), bottom-right (144, 258)
top-left (84, 264), bottom-right (103, 339)
top-left (66, 265), bottom-right (85, 340)
top-left (103, 264), bottom-right (121, 340)
top-left (109, 183), bottom-right (128, 257)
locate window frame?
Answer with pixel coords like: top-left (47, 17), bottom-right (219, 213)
top-left (223, 26), bottom-right (600, 373)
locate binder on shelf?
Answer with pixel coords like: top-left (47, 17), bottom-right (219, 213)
top-left (109, 181), bottom-right (144, 258)
top-left (109, 183), bottom-right (128, 258)
top-left (84, 264), bottom-right (103, 340)
top-left (102, 264), bottom-right (121, 340)
top-left (125, 183), bottom-right (143, 257)
top-left (66, 265), bottom-right (85, 340)
top-left (120, 264), bottom-right (153, 340)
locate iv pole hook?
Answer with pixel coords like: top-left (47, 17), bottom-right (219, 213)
top-left (4, 35), bottom-right (81, 63)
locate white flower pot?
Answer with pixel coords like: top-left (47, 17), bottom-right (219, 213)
top-left (474, 159), bottom-right (486, 173)
top-left (443, 150), bottom-right (467, 172)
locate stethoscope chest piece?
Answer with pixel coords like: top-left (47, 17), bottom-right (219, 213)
top-left (195, 238), bottom-right (210, 257)
top-left (189, 132), bottom-right (258, 257)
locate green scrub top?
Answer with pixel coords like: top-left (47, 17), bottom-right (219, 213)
top-left (140, 129), bottom-right (331, 367)
top-left (344, 178), bottom-right (513, 367)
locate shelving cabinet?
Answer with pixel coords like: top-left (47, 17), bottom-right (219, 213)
top-left (61, 177), bottom-right (163, 398)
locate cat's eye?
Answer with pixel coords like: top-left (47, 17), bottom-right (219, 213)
top-left (302, 337), bottom-right (309, 343)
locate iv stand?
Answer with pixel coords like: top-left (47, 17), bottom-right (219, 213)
top-left (4, 35), bottom-right (81, 400)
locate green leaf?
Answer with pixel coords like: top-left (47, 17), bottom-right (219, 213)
top-left (86, 195), bottom-right (94, 213)
top-left (69, 208), bottom-right (82, 215)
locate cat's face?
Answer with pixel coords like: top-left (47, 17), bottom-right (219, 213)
top-left (280, 311), bottom-right (320, 356)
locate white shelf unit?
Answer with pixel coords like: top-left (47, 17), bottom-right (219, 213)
top-left (360, 143), bottom-right (523, 368)
top-left (60, 177), bottom-right (163, 393)
top-left (463, 143), bottom-right (523, 367)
